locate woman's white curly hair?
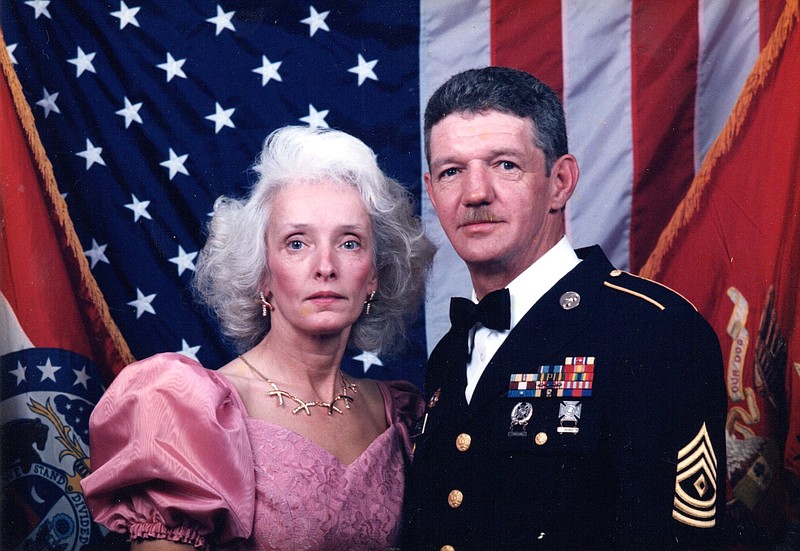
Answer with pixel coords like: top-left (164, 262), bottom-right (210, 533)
top-left (193, 126), bottom-right (435, 355)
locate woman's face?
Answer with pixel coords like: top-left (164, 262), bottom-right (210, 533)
top-left (264, 180), bottom-right (377, 341)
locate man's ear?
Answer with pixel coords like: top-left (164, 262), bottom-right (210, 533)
top-left (549, 154), bottom-right (579, 211)
top-left (424, 171), bottom-right (438, 212)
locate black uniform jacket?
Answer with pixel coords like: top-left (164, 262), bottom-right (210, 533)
top-left (402, 246), bottom-right (727, 550)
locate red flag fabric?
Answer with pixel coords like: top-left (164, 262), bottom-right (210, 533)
top-left (641, 1), bottom-right (800, 546)
top-left (1, 28), bottom-right (133, 549)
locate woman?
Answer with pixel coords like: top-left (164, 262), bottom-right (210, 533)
top-left (81, 126), bottom-right (435, 550)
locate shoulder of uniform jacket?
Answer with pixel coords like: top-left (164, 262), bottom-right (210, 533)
top-left (602, 268), bottom-right (698, 312)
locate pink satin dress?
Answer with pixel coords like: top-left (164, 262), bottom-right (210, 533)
top-left (81, 353), bottom-right (423, 550)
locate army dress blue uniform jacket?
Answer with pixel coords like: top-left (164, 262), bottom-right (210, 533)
top-left (402, 246), bottom-right (727, 550)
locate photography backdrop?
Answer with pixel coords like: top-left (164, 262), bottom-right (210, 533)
top-left (2, 1), bottom-right (798, 549)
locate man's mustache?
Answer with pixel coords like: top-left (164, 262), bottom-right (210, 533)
top-left (459, 207), bottom-right (502, 226)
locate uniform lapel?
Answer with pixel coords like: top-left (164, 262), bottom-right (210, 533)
top-left (425, 324), bottom-right (469, 410)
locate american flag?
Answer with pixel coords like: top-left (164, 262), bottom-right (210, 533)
top-left (2, 1), bottom-right (798, 549)
top-left (2, 1), bottom-right (426, 386)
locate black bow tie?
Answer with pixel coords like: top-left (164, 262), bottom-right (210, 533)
top-left (449, 288), bottom-right (511, 332)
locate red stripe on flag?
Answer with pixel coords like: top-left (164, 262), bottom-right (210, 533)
top-left (629, 0), bottom-right (699, 272)
top-left (0, 66), bottom-right (93, 359)
top-left (491, 0), bottom-right (564, 96)
top-left (761, 0), bottom-right (786, 47)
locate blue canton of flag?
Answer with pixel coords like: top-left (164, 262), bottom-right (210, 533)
top-left (1, 1), bottom-right (425, 386)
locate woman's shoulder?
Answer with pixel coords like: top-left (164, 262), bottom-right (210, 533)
top-left (113, 352), bottom-right (224, 387)
top-left (96, 352), bottom-right (244, 419)
top-left (372, 379), bottom-right (425, 425)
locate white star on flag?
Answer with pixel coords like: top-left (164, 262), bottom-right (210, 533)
top-left (207, 5), bottom-right (236, 36)
top-left (111, 1), bottom-right (141, 29)
top-left (128, 288), bottom-right (157, 318)
top-left (169, 245), bottom-right (197, 275)
top-left (116, 96), bottom-right (143, 128)
top-left (25, 0), bottom-right (51, 19)
top-left (73, 366), bottom-right (91, 389)
top-left (160, 148), bottom-right (190, 179)
top-left (253, 55), bottom-right (282, 86)
top-left (10, 361), bottom-right (27, 385)
top-left (7, 43), bottom-right (18, 64)
top-left (348, 54), bottom-right (378, 86)
top-left (300, 104), bottom-right (329, 129)
top-left (84, 238), bottom-right (110, 268)
top-left (205, 102), bottom-right (236, 133)
top-left (67, 47), bottom-right (97, 77)
top-left (353, 350), bottom-right (383, 374)
top-left (124, 194), bottom-right (152, 222)
top-left (157, 52), bottom-right (187, 82)
top-left (177, 339), bottom-right (201, 361)
top-left (36, 88), bottom-right (60, 117)
top-left (37, 358), bottom-right (61, 382)
top-left (76, 139), bottom-right (106, 170)
top-left (301, 6), bottom-right (330, 37)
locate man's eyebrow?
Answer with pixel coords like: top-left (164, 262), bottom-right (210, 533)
top-left (429, 148), bottom-right (526, 170)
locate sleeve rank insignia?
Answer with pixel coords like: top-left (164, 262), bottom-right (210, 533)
top-left (672, 422), bottom-right (718, 528)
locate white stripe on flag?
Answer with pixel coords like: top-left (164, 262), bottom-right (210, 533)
top-left (0, 293), bottom-right (34, 354)
top-left (563, 0), bottom-right (635, 270)
top-left (696, 0), bottom-right (760, 170)
top-left (420, 0), bottom-right (490, 351)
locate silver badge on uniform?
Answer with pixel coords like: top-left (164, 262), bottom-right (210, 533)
top-left (508, 401), bottom-right (534, 437)
top-left (557, 401), bottom-right (582, 434)
top-left (559, 291), bottom-right (581, 310)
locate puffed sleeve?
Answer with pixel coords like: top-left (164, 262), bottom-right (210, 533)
top-left (81, 353), bottom-right (254, 548)
top-left (381, 380), bottom-right (425, 458)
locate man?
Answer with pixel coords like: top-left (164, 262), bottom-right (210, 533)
top-left (403, 67), bottom-right (727, 549)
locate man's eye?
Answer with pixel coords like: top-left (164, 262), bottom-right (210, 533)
top-left (288, 240), bottom-right (304, 250)
top-left (440, 167), bottom-right (459, 178)
top-left (500, 161), bottom-right (517, 170)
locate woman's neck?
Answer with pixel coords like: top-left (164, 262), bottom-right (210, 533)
top-left (246, 327), bottom-right (350, 399)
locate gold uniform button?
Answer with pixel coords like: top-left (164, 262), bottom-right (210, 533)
top-left (448, 489), bottom-right (464, 508)
top-left (535, 432), bottom-right (548, 445)
top-left (610, 269), bottom-right (623, 277)
top-left (441, 546), bottom-right (455, 551)
top-left (455, 433), bottom-right (472, 452)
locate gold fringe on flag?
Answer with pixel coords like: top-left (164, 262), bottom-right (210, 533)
top-left (0, 27), bottom-right (136, 374)
top-left (640, 0), bottom-right (799, 278)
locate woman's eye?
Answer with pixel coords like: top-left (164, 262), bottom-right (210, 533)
top-left (342, 240), bottom-right (360, 250)
top-left (288, 240), bottom-right (304, 250)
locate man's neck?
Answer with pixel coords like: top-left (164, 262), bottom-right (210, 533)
top-left (469, 235), bottom-right (566, 300)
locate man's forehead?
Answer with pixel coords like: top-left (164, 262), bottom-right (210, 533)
top-left (428, 113), bottom-right (538, 164)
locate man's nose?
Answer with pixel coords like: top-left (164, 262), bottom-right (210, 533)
top-left (462, 164), bottom-right (494, 206)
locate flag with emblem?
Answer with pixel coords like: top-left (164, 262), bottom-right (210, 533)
top-left (641, 0), bottom-right (800, 544)
top-left (1, 32), bottom-right (133, 549)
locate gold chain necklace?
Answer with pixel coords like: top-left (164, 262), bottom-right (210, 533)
top-left (238, 354), bottom-right (357, 415)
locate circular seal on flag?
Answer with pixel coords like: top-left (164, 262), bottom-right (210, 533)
top-left (1, 348), bottom-right (110, 550)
